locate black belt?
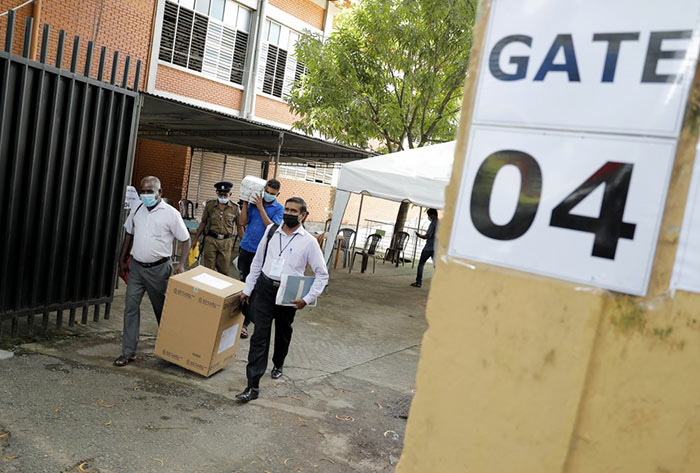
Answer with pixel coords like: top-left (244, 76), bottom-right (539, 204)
top-left (260, 273), bottom-right (280, 288)
top-left (134, 257), bottom-right (170, 268)
top-left (207, 232), bottom-right (233, 240)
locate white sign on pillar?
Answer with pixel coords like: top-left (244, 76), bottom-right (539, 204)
top-left (671, 142), bottom-right (700, 293)
top-left (449, 0), bottom-right (700, 296)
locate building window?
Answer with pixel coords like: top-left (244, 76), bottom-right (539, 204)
top-left (159, 0), bottom-right (250, 85)
top-left (257, 20), bottom-right (306, 99)
top-left (294, 61), bottom-right (307, 83)
top-left (279, 163), bottom-right (338, 186)
top-left (262, 44), bottom-right (287, 97)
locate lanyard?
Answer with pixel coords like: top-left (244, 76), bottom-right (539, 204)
top-left (278, 233), bottom-right (298, 257)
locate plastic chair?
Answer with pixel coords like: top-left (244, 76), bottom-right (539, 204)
top-left (384, 231), bottom-right (410, 266)
top-left (350, 233), bottom-right (382, 274)
top-left (334, 228), bottom-right (356, 268)
top-left (179, 199), bottom-right (195, 220)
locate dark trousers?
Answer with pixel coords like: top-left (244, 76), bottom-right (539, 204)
top-left (416, 248), bottom-right (434, 285)
top-left (237, 248), bottom-right (256, 326)
top-left (246, 275), bottom-right (297, 389)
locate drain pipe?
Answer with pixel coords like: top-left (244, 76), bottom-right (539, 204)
top-left (322, 0), bottom-right (333, 39)
top-left (29, 0), bottom-right (41, 59)
top-left (240, 0), bottom-right (268, 120)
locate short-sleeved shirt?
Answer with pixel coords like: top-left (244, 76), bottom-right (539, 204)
top-left (203, 200), bottom-right (239, 235)
top-left (239, 200), bottom-right (284, 252)
top-left (124, 200), bottom-right (190, 263)
top-left (423, 219), bottom-right (438, 252)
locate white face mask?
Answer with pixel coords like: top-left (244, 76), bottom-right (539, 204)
top-left (217, 197), bottom-right (229, 204)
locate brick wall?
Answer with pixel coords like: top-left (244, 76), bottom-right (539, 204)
top-left (255, 94), bottom-right (298, 126)
top-left (0, 2), bottom-right (31, 56)
top-left (155, 64), bottom-right (244, 112)
top-left (132, 139), bottom-right (191, 202)
top-left (267, 163), bottom-right (331, 222)
top-left (0, 0), bottom-right (155, 90)
top-left (269, 0), bottom-right (324, 30)
top-left (277, 177), bottom-right (333, 223)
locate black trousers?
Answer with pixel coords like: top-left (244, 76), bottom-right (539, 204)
top-left (246, 275), bottom-right (297, 388)
top-left (237, 248), bottom-right (256, 325)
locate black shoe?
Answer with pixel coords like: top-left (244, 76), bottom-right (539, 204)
top-left (410, 282), bottom-right (422, 288)
top-left (271, 366), bottom-right (283, 379)
top-left (235, 387), bottom-right (259, 402)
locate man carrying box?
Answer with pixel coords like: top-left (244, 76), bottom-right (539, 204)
top-left (236, 197), bottom-right (329, 402)
top-left (237, 178), bottom-right (284, 338)
top-left (114, 176), bottom-right (191, 367)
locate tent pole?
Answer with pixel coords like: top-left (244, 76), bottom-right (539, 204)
top-left (195, 150), bottom-right (204, 216)
top-left (413, 206), bottom-right (422, 268)
top-left (350, 194), bottom-right (364, 273)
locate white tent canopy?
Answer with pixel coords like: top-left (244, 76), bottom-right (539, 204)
top-left (324, 141), bottom-right (455, 267)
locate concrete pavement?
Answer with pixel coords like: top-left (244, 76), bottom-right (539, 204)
top-left (0, 260), bottom-right (433, 472)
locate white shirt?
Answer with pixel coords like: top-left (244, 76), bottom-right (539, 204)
top-left (124, 200), bottom-right (190, 263)
top-left (244, 224), bottom-right (329, 305)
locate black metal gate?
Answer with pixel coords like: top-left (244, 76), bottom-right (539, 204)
top-left (0, 12), bottom-right (142, 336)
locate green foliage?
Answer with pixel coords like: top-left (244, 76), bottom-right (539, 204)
top-left (610, 299), bottom-right (647, 334)
top-left (287, 0), bottom-right (476, 152)
top-left (652, 326), bottom-right (673, 340)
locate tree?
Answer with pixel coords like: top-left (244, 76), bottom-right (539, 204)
top-left (288, 0), bottom-right (476, 237)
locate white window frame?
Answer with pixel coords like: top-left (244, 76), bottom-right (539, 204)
top-left (279, 163), bottom-right (339, 186)
top-left (257, 19), bottom-right (306, 101)
top-left (159, 0), bottom-right (252, 86)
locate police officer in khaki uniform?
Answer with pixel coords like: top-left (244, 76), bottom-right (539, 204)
top-left (193, 181), bottom-right (242, 275)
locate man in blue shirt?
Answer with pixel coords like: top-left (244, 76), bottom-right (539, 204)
top-left (411, 208), bottom-right (438, 288)
top-left (237, 178), bottom-right (284, 337)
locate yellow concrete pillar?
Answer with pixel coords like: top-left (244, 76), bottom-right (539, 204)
top-left (397, 2), bottom-right (700, 472)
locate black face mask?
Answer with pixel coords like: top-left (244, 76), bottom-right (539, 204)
top-left (283, 214), bottom-right (300, 228)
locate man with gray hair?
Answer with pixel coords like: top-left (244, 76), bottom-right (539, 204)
top-left (114, 176), bottom-right (191, 366)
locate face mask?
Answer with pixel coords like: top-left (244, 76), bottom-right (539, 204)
top-left (140, 193), bottom-right (157, 207)
top-left (217, 197), bottom-right (229, 204)
top-left (283, 214), bottom-right (299, 228)
top-left (263, 191), bottom-right (276, 203)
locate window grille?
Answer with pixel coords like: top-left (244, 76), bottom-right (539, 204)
top-left (159, 0), bottom-right (250, 85)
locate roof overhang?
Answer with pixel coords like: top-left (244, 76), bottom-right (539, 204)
top-left (138, 93), bottom-right (374, 164)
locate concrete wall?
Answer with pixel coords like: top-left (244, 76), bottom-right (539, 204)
top-left (397, 3), bottom-right (700, 472)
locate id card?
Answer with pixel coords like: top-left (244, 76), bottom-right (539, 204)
top-left (269, 258), bottom-right (285, 278)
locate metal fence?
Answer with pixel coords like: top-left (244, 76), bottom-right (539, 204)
top-left (0, 11), bottom-right (142, 336)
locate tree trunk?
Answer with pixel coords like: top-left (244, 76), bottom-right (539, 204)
top-left (386, 201), bottom-right (410, 263)
top-left (394, 201), bottom-right (410, 234)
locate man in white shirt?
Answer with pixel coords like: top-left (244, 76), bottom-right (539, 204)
top-left (236, 197), bottom-right (329, 402)
top-left (114, 176), bottom-right (191, 367)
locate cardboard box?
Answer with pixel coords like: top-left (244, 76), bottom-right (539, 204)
top-left (239, 175), bottom-right (267, 203)
top-left (155, 266), bottom-right (246, 377)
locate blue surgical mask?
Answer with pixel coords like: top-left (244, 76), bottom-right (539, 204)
top-left (140, 193), bottom-right (157, 207)
top-left (263, 191), bottom-right (276, 203)
top-left (217, 197), bottom-right (229, 204)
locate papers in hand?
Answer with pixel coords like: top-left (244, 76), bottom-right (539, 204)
top-left (275, 275), bottom-right (317, 307)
